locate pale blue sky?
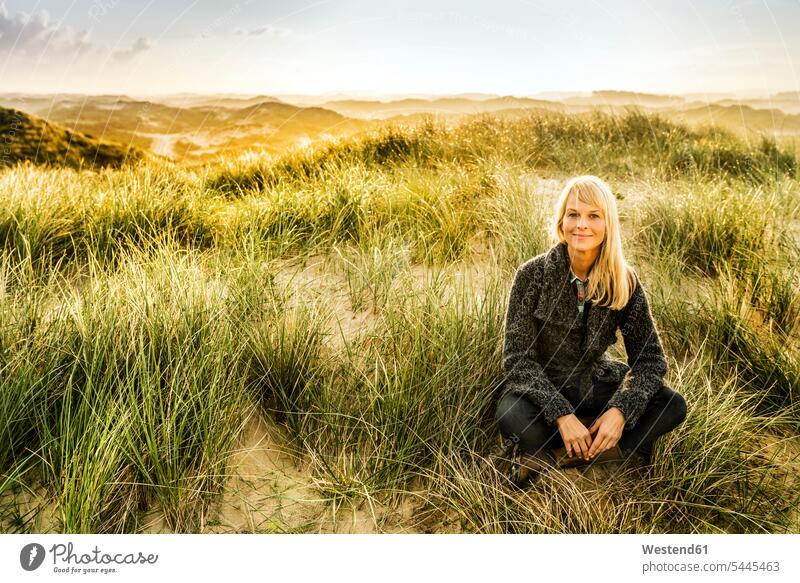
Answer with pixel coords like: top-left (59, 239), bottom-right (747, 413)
top-left (1, 0), bottom-right (798, 96)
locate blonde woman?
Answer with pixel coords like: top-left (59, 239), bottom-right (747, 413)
top-left (495, 175), bottom-right (686, 487)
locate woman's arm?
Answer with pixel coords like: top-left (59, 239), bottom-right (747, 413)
top-left (605, 273), bottom-right (669, 430)
top-left (502, 260), bottom-right (575, 426)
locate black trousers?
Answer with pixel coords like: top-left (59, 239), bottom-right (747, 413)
top-left (495, 378), bottom-right (687, 458)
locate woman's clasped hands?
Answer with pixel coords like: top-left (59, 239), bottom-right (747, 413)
top-left (555, 407), bottom-right (626, 460)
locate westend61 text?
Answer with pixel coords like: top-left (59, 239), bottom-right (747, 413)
top-left (49, 543), bottom-right (159, 565)
top-left (642, 544), bottom-right (708, 555)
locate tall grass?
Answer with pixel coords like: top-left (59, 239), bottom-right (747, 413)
top-left (1, 240), bottom-right (260, 532)
top-left (478, 164), bottom-right (552, 274)
top-left (331, 227), bottom-right (412, 313)
top-left (0, 164), bottom-right (217, 275)
top-left (205, 110), bottom-right (797, 198)
top-left (257, 261), bottom-right (505, 501)
top-left (663, 274), bottom-right (799, 424)
top-left (632, 177), bottom-right (795, 276)
top-left (2, 112), bottom-right (796, 272)
top-left (1, 110), bottom-right (799, 533)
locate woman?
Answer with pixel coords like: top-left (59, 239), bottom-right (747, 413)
top-left (495, 175), bottom-right (687, 487)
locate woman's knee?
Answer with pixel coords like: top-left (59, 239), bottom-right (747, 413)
top-left (495, 392), bottom-right (533, 437)
top-left (658, 386), bottom-right (687, 427)
top-left (495, 392), bottom-right (561, 454)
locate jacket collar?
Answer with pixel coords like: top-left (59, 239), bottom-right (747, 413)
top-left (534, 242), bottom-right (575, 323)
top-left (556, 241), bottom-right (591, 284)
top-left (538, 241), bottom-right (617, 350)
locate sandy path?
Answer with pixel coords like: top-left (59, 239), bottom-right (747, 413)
top-left (200, 412), bottom-right (424, 534)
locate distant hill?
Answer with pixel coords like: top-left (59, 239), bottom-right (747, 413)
top-left (0, 95), bottom-right (373, 162)
top-left (145, 94), bottom-right (287, 109)
top-left (384, 106), bottom-right (565, 126)
top-left (771, 92), bottom-right (800, 101)
top-left (564, 90), bottom-right (685, 108)
top-left (320, 96), bottom-right (565, 119)
top-left (0, 107), bottom-right (141, 170)
top-left (666, 103), bottom-right (800, 136)
top-left (4, 92), bottom-right (799, 164)
top-left (712, 96), bottom-right (800, 116)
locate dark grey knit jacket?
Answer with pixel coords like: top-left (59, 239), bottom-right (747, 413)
top-left (500, 241), bottom-right (669, 430)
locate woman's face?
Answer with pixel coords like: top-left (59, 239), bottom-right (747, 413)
top-left (562, 196), bottom-right (606, 253)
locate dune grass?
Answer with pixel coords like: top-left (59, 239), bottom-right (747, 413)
top-left (0, 110), bottom-right (798, 533)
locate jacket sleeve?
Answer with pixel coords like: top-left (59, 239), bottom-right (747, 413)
top-left (605, 273), bottom-right (668, 429)
top-left (502, 260), bottom-right (575, 425)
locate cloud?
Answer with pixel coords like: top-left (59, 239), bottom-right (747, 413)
top-left (0, 4), bottom-right (152, 68)
top-left (112, 37), bottom-right (152, 62)
top-left (232, 25), bottom-right (292, 38)
top-left (0, 3), bottom-right (92, 58)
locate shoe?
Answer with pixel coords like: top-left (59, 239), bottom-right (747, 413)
top-left (551, 447), bottom-right (588, 468)
top-left (510, 451), bottom-right (554, 487)
top-left (551, 445), bottom-right (624, 468)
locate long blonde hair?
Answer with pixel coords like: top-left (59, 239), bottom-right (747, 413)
top-left (552, 175), bottom-right (636, 310)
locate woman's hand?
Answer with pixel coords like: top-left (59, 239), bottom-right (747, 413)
top-left (587, 407), bottom-right (625, 458)
top-left (555, 414), bottom-right (592, 460)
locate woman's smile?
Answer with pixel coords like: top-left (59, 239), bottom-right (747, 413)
top-left (563, 199), bottom-right (606, 252)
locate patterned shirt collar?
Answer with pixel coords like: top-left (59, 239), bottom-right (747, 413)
top-left (569, 268), bottom-right (589, 314)
top-left (569, 268), bottom-right (589, 285)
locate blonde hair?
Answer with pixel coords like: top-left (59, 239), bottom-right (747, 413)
top-left (551, 175), bottom-right (636, 310)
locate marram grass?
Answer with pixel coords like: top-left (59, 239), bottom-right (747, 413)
top-left (1, 110), bottom-right (798, 533)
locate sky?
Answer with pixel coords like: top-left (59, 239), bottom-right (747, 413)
top-left (0, 0), bottom-right (798, 97)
